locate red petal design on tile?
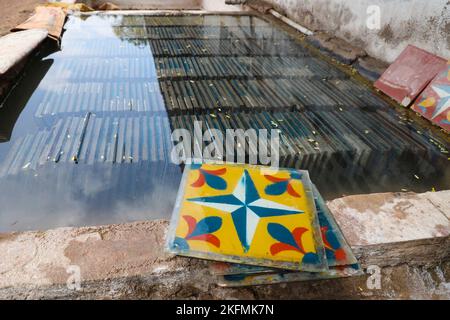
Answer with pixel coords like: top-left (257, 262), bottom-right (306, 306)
top-left (292, 227), bottom-right (308, 253)
top-left (191, 172), bottom-right (205, 187)
top-left (264, 175), bottom-right (288, 183)
top-left (270, 243), bottom-right (301, 255)
top-left (334, 248), bottom-right (347, 261)
top-left (188, 234), bottom-right (220, 247)
top-left (287, 183), bottom-right (301, 197)
top-left (202, 168), bottom-right (227, 175)
top-left (320, 226), bottom-right (333, 250)
top-left (182, 215), bottom-right (197, 238)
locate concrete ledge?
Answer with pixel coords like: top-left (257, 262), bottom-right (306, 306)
top-left (0, 220), bottom-right (210, 288)
top-left (0, 29), bottom-right (48, 77)
top-left (0, 29), bottom-right (48, 103)
top-left (0, 191), bottom-right (449, 299)
top-left (306, 32), bottom-right (367, 65)
top-left (0, 220), bottom-right (218, 299)
top-left (328, 191), bottom-right (450, 267)
top-left (424, 190), bottom-right (450, 220)
top-left (353, 237), bottom-right (450, 268)
top-left (328, 191), bottom-right (450, 246)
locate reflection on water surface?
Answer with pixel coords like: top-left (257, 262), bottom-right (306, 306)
top-left (0, 14), bottom-right (448, 232)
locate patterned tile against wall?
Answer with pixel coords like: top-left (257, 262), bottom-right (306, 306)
top-left (412, 62), bottom-right (450, 132)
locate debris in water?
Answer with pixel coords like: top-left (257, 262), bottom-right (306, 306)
top-left (22, 163), bottom-right (31, 169)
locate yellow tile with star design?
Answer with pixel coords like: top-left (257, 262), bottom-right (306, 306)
top-left (167, 163), bottom-right (327, 271)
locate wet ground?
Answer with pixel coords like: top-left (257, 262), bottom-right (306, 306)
top-left (0, 14), bottom-right (449, 232)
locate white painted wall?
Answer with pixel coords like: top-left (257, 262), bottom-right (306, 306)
top-left (201, 0), bottom-right (242, 11)
top-left (266, 0), bottom-right (450, 62)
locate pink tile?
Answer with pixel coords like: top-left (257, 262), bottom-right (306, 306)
top-left (375, 45), bottom-right (447, 106)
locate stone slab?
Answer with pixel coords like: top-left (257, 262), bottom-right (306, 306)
top-left (327, 191), bottom-right (450, 247)
top-left (420, 190), bottom-right (450, 220)
top-left (0, 29), bottom-right (47, 77)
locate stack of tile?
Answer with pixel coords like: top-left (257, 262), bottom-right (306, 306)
top-left (168, 110), bottom-right (444, 190)
top-left (167, 162), bottom-right (361, 286)
top-left (0, 114), bottom-right (174, 178)
top-left (35, 81), bottom-right (166, 119)
top-left (159, 78), bottom-right (387, 114)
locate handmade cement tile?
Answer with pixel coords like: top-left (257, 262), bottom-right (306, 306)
top-left (209, 261), bottom-right (272, 276)
top-left (374, 45), bottom-right (447, 106)
top-left (412, 61), bottom-right (450, 131)
top-left (217, 264), bottom-right (364, 287)
top-left (313, 184), bottom-right (358, 267)
top-left (209, 183), bottom-right (357, 276)
top-left (167, 163), bottom-right (327, 272)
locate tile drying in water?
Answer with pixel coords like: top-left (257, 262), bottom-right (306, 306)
top-left (0, 14), bottom-right (449, 232)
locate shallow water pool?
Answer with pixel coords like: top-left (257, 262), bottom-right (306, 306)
top-left (0, 14), bottom-right (448, 232)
